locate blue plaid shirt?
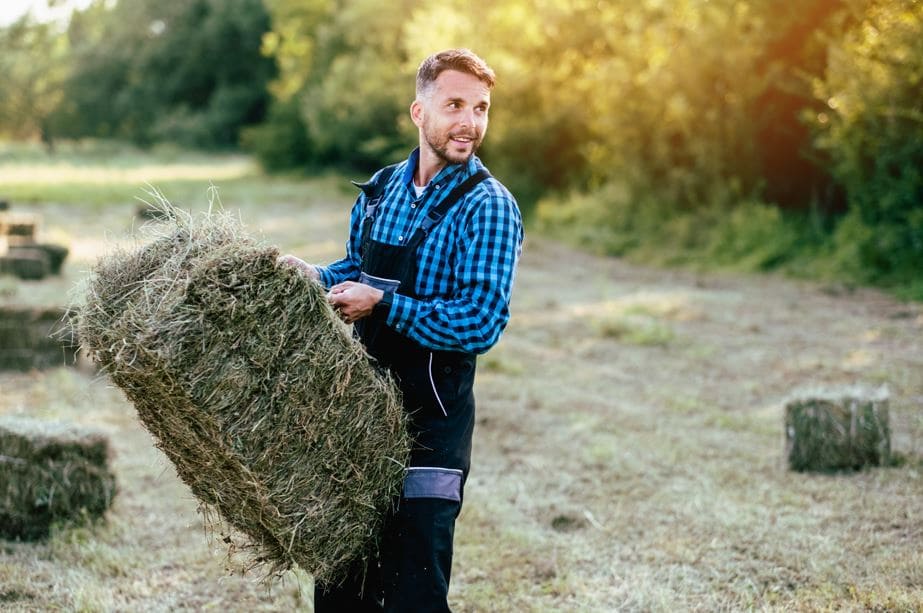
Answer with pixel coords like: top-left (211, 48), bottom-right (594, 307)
top-left (318, 149), bottom-right (523, 354)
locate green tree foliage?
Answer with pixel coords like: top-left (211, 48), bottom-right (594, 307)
top-left (811, 0), bottom-right (923, 284)
top-left (1, 0), bottom-right (918, 292)
top-left (260, 0), bottom-right (848, 207)
top-left (0, 16), bottom-right (69, 145)
top-left (51, 0), bottom-right (275, 148)
top-left (258, 0), bottom-right (418, 170)
top-left (240, 97), bottom-right (311, 171)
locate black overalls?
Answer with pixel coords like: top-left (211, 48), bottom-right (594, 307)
top-left (315, 167), bottom-right (490, 613)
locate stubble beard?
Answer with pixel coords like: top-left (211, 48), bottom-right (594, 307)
top-left (423, 123), bottom-right (483, 166)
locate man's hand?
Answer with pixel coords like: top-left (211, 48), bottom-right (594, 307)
top-left (327, 281), bottom-right (384, 324)
top-left (276, 254), bottom-right (320, 281)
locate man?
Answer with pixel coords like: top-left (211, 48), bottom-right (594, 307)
top-left (281, 48), bottom-right (522, 612)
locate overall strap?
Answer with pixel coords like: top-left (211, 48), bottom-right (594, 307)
top-left (405, 169), bottom-right (491, 251)
top-left (354, 163), bottom-right (400, 248)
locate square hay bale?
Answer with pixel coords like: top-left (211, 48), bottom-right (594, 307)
top-left (74, 201), bottom-right (410, 586)
top-left (39, 243), bottom-right (69, 274)
top-left (0, 306), bottom-right (76, 371)
top-left (0, 213), bottom-right (38, 240)
top-left (0, 247), bottom-right (49, 280)
top-left (784, 387), bottom-right (890, 472)
top-left (8, 243), bottom-right (69, 275)
top-left (0, 416), bottom-right (117, 540)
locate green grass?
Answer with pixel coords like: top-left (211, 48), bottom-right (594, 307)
top-left (594, 314), bottom-right (675, 346)
top-left (0, 139), bottom-right (358, 209)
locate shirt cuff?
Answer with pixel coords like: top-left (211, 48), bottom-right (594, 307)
top-left (386, 292), bottom-right (416, 335)
top-left (373, 290), bottom-right (394, 317)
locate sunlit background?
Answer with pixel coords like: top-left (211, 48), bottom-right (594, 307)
top-left (0, 0), bottom-right (95, 25)
top-left (1, 0), bottom-right (920, 297)
top-left (0, 2), bottom-right (921, 611)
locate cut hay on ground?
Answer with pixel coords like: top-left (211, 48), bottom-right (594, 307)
top-left (784, 387), bottom-right (890, 472)
top-left (0, 416), bottom-right (116, 540)
top-left (74, 199), bottom-right (410, 586)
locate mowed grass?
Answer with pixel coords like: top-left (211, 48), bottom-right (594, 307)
top-left (2, 143), bottom-right (922, 611)
top-left (0, 140), bottom-right (354, 309)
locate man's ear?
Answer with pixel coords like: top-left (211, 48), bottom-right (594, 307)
top-left (410, 99), bottom-right (424, 128)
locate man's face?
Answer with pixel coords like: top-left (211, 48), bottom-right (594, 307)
top-left (412, 69), bottom-right (491, 166)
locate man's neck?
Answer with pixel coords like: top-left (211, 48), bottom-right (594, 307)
top-left (414, 146), bottom-right (447, 187)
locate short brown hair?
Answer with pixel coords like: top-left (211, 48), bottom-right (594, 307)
top-left (415, 49), bottom-right (496, 99)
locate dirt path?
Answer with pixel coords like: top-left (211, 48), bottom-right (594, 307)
top-left (1, 195), bottom-right (921, 611)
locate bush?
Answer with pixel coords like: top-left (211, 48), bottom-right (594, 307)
top-left (536, 182), bottom-right (647, 256)
top-left (538, 184), bottom-right (819, 273)
top-left (705, 202), bottom-right (807, 271)
top-left (812, 0), bottom-right (923, 288)
top-left (240, 98), bottom-right (310, 171)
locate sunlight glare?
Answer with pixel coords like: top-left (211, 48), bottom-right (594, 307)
top-left (0, 0), bottom-right (97, 26)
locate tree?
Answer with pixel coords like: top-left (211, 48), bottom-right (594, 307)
top-left (52, 0), bottom-right (276, 148)
top-left (261, 0), bottom-right (419, 170)
top-left (812, 0), bottom-right (923, 282)
top-left (0, 16), bottom-right (69, 146)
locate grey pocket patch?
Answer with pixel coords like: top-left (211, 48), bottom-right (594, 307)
top-left (359, 272), bottom-right (401, 293)
top-left (403, 467), bottom-right (462, 502)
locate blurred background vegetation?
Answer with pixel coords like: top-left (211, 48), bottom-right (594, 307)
top-left (0, 0), bottom-right (920, 298)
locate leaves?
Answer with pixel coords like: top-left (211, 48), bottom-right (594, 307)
top-left (46, 0), bottom-right (276, 148)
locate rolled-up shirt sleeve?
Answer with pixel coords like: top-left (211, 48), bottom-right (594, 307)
top-left (386, 187), bottom-right (523, 354)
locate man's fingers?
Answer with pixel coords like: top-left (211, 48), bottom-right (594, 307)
top-left (277, 254), bottom-right (306, 269)
top-left (326, 283), bottom-right (379, 324)
top-left (277, 254), bottom-right (319, 280)
top-left (328, 281), bottom-right (354, 295)
top-left (327, 290), bottom-right (347, 305)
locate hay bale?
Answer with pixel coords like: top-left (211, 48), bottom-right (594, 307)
top-left (1, 247), bottom-right (49, 280)
top-left (0, 416), bottom-right (116, 540)
top-left (74, 202), bottom-right (410, 585)
top-left (135, 203), bottom-right (173, 221)
top-left (0, 306), bottom-right (76, 371)
top-left (0, 213), bottom-right (38, 240)
top-left (784, 387), bottom-right (890, 472)
top-left (10, 243), bottom-right (69, 275)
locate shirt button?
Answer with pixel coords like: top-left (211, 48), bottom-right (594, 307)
top-left (398, 235), bottom-right (404, 242)
top-left (410, 203), bottom-right (416, 209)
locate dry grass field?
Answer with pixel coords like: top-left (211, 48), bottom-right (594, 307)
top-left (1, 146), bottom-right (921, 611)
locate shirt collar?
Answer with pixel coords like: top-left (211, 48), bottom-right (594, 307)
top-left (402, 148), bottom-right (480, 190)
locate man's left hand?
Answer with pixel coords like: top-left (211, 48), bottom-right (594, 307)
top-left (327, 282), bottom-right (384, 324)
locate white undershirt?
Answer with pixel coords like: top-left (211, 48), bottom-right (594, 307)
top-left (413, 182), bottom-right (427, 198)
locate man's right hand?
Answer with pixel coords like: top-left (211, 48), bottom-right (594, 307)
top-left (276, 254), bottom-right (320, 281)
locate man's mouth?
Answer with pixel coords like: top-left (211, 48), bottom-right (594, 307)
top-left (450, 134), bottom-right (476, 144)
